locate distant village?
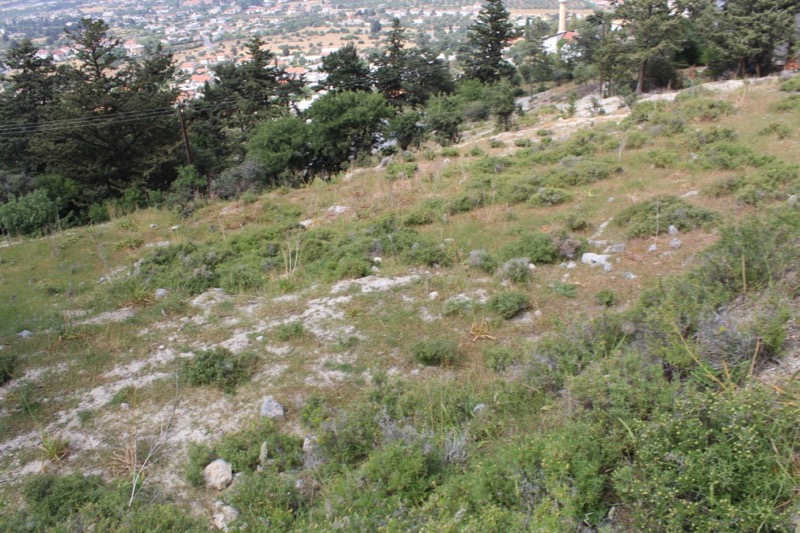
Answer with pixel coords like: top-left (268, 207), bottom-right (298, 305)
top-left (1, 0), bottom-right (600, 102)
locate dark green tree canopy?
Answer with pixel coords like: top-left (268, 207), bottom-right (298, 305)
top-left (463, 0), bottom-right (519, 84)
top-left (320, 43), bottom-right (373, 92)
top-left (706, 0), bottom-right (799, 77)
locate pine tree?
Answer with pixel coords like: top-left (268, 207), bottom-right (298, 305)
top-left (612, 0), bottom-right (683, 94)
top-left (464, 0), bottom-right (519, 84)
top-left (706, 0), bottom-right (799, 78)
top-left (320, 43), bottom-right (372, 92)
top-left (375, 18), bottom-right (408, 106)
top-left (30, 19), bottom-right (181, 202)
top-left (0, 38), bottom-right (59, 176)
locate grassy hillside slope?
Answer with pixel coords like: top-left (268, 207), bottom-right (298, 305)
top-left (0, 79), bottom-right (798, 531)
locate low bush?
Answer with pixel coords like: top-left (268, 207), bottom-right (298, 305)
top-left (0, 189), bottom-right (59, 236)
top-left (467, 249), bottom-right (498, 273)
top-left (446, 191), bottom-right (485, 214)
top-left (616, 196), bottom-right (719, 238)
top-left (757, 122), bottom-right (792, 139)
top-left (501, 232), bottom-right (560, 263)
top-left (497, 257), bottom-right (532, 284)
top-left (224, 471), bottom-right (301, 531)
top-left (216, 420), bottom-right (303, 473)
top-left (404, 198), bottom-right (444, 226)
top-left (360, 441), bottom-right (441, 504)
top-left (182, 347), bottom-right (256, 393)
top-left (528, 187), bottom-right (572, 207)
top-left (386, 162), bottom-right (418, 181)
top-left (488, 291), bottom-right (529, 319)
top-left (0, 352), bottom-right (16, 385)
top-left (483, 345), bottom-right (516, 372)
top-left (275, 321), bottom-right (304, 341)
top-left (412, 338), bottom-right (458, 366)
top-left (489, 138), bottom-right (505, 148)
top-left (595, 288), bottom-right (617, 307)
top-left (440, 147), bottom-right (460, 157)
top-left (779, 75), bottom-right (800, 92)
top-left (645, 149), bottom-right (680, 169)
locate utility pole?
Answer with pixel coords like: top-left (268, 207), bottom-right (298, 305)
top-left (177, 104), bottom-right (193, 165)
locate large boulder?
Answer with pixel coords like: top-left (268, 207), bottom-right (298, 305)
top-left (260, 396), bottom-right (285, 419)
top-left (204, 459), bottom-right (233, 490)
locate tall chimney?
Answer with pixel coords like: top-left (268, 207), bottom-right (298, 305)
top-left (558, 0), bottom-right (567, 34)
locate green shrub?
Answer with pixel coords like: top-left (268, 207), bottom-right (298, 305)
top-left (757, 122), bottom-right (792, 139)
top-left (403, 240), bottom-right (450, 267)
top-left (0, 352), bottom-right (16, 385)
top-left (0, 189), bottom-right (59, 236)
top-left (404, 198), bottom-right (444, 226)
top-left (528, 187), bottom-right (572, 207)
top-left (412, 338), bottom-right (458, 366)
top-left (497, 258), bottom-right (532, 284)
top-left (772, 94), bottom-right (800, 112)
top-left (674, 96), bottom-right (734, 121)
top-left (360, 442), bottom-right (441, 503)
top-left (216, 420), bottom-right (303, 473)
top-left (489, 138), bottom-right (505, 148)
top-left (440, 147), bottom-right (460, 157)
top-left (21, 473), bottom-right (108, 529)
top-left (301, 394), bottom-right (329, 429)
top-left (645, 149), bottom-right (679, 169)
top-left (595, 289), bottom-right (617, 307)
top-left (224, 471), bottom-right (301, 531)
top-left (334, 255), bottom-right (372, 279)
top-left (319, 400), bottom-right (381, 465)
top-left (613, 387), bottom-right (797, 531)
top-left (487, 291), bottom-right (529, 319)
top-left (446, 191), bottom-right (485, 214)
top-left (779, 75), bottom-right (800, 92)
top-left (467, 249), bottom-right (498, 273)
top-left (514, 138), bottom-right (532, 148)
top-left (551, 281), bottom-right (577, 298)
top-left (483, 345), bottom-right (516, 372)
top-left (185, 442), bottom-right (215, 487)
top-left (624, 130), bottom-right (649, 149)
top-left (542, 158), bottom-right (622, 187)
top-left (469, 146), bottom-right (486, 156)
top-left (182, 347), bottom-right (255, 393)
top-left (501, 232), bottom-right (560, 263)
top-left (616, 196), bottom-right (719, 238)
top-left (275, 321), bottom-right (304, 341)
top-left (443, 296), bottom-right (474, 317)
top-left (386, 162), bottom-right (418, 181)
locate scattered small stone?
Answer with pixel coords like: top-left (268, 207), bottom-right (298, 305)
top-left (371, 266), bottom-right (380, 273)
top-left (428, 291), bottom-right (439, 300)
top-left (528, 263), bottom-right (536, 270)
top-left (211, 501), bottom-right (240, 531)
top-left (299, 219), bottom-right (314, 229)
top-left (259, 442), bottom-right (269, 465)
top-left (648, 244), bottom-right (658, 252)
top-left (622, 272), bottom-right (637, 280)
top-left (603, 244), bottom-right (626, 254)
top-left (588, 239), bottom-right (609, 248)
top-left (661, 251), bottom-right (676, 257)
top-left (373, 257), bottom-right (382, 264)
top-left (668, 225), bottom-right (679, 235)
top-left (154, 288), bottom-right (169, 300)
top-left (603, 263), bottom-right (613, 272)
top-left (681, 190), bottom-right (699, 198)
top-left (17, 330), bottom-right (33, 339)
top-left (170, 225), bottom-right (180, 231)
top-left (669, 238), bottom-right (683, 249)
top-left (120, 402), bottom-right (131, 411)
top-left (260, 396), bottom-right (285, 419)
top-left (607, 197), bottom-right (615, 203)
top-left (149, 223), bottom-right (159, 229)
top-left (204, 459), bottom-right (233, 490)
top-left (472, 403), bottom-right (488, 415)
top-left (788, 195), bottom-right (797, 205)
top-left (256, 336), bottom-right (264, 342)
top-left (376, 155), bottom-right (393, 169)
top-left (566, 261), bottom-right (577, 269)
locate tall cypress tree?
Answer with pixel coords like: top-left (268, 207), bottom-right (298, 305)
top-left (375, 18), bottom-right (408, 106)
top-left (464, 0), bottom-right (519, 84)
top-left (0, 39), bottom-right (59, 176)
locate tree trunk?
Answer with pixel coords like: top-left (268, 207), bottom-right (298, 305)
top-left (636, 61), bottom-right (646, 94)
